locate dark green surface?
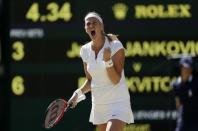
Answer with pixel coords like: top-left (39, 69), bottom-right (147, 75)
top-left (9, 98), bottom-right (95, 131)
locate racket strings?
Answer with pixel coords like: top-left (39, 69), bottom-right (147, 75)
top-left (48, 105), bottom-right (59, 123)
top-left (44, 99), bottom-right (68, 129)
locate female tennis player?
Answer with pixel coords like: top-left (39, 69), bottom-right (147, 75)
top-left (68, 12), bottom-right (134, 131)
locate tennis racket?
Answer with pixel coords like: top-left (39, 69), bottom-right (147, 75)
top-left (44, 95), bottom-right (85, 129)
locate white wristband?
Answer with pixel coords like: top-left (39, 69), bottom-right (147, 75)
top-left (74, 89), bottom-right (83, 97)
top-left (74, 89), bottom-right (86, 103)
top-left (105, 59), bottom-right (113, 68)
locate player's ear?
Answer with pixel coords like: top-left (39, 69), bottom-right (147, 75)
top-left (84, 22), bottom-right (88, 33)
top-left (100, 24), bottom-right (104, 32)
top-left (100, 23), bottom-right (104, 32)
top-left (85, 26), bottom-right (89, 34)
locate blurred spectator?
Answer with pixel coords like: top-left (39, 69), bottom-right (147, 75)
top-left (171, 56), bottom-right (198, 131)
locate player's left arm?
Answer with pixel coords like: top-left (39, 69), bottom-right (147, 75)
top-left (104, 48), bottom-right (125, 85)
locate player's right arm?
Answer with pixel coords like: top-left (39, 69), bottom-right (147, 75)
top-left (80, 62), bottom-right (92, 94)
top-left (68, 62), bottom-right (91, 108)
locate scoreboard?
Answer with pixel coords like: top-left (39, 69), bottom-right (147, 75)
top-left (7, 0), bottom-right (198, 131)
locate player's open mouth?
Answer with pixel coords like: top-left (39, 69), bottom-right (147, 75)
top-left (91, 30), bottom-right (96, 37)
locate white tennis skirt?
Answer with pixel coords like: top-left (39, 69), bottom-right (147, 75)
top-left (89, 100), bottom-right (134, 125)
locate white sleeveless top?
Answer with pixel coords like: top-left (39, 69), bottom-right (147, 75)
top-left (80, 37), bottom-right (130, 104)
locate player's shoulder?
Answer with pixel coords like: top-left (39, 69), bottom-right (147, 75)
top-left (82, 41), bottom-right (91, 48)
top-left (80, 42), bottom-right (91, 60)
top-left (81, 41), bottom-right (91, 50)
top-left (110, 40), bottom-right (124, 50)
top-left (110, 39), bottom-right (122, 46)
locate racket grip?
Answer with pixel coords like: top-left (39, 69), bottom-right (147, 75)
top-left (76, 94), bottom-right (86, 103)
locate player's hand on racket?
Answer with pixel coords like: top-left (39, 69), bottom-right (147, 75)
top-left (43, 89), bottom-right (85, 129)
top-left (68, 88), bottom-right (86, 108)
top-left (68, 92), bottom-right (78, 108)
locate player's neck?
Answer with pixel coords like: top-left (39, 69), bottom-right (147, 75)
top-left (92, 35), bottom-right (105, 51)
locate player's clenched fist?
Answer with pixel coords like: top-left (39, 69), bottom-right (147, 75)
top-left (103, 47), bottom-right (111, 62)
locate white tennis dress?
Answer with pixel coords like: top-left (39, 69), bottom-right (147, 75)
top-left (80, 37), bottom-right (134, 125)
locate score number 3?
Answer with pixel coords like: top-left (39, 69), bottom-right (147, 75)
top-left (12, 41), bottom-right (25, 61)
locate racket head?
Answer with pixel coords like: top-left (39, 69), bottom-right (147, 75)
top-left (44, 98), bottom-right (68, 129)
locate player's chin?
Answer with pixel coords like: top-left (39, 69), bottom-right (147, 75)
top-left (89, 33), bottom-right (97, 40)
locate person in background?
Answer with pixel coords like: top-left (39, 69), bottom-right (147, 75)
top-left (68, 11), bottom-right (134, 131)
top-left (171, 56), bottom-right (198, 131)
